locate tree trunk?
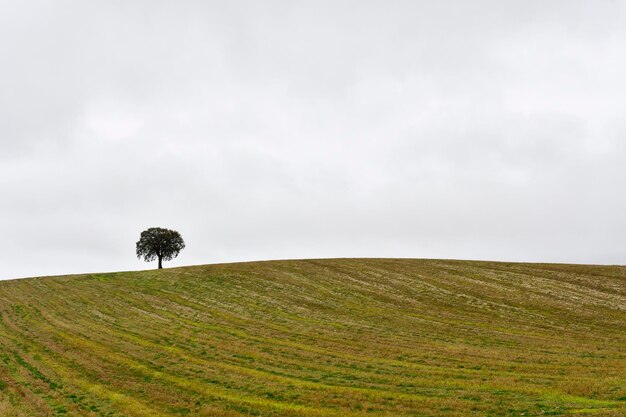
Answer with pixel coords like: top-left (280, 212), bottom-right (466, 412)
top-left (158, 256), bottom-right (163, 269)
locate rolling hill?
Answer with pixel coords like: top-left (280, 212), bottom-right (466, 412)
top-left (0, 258), bottom-right (624, 416)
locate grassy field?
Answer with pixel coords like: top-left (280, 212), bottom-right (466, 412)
top-left (0, 258), bottom-right (624, 416)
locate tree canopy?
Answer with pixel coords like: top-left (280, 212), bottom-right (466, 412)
top-left (136, 227), bottom-right (185, 269)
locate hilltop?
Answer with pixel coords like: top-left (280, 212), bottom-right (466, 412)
top-left (0, 258), bottom-right (624, 416)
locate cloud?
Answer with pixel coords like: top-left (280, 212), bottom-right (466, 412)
top-left (1, 0), bottom-right (626, 279)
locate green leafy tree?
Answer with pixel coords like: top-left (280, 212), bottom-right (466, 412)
top-left (136, 227), bottom-right (185, 269)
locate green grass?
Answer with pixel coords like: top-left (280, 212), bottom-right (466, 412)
top-left (0, 258), bottom-right (624, 416)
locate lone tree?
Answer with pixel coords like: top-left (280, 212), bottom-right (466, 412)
top-left (136, 227), bottom-right (185, 269)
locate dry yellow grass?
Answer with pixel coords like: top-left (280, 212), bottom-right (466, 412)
top-left (0, 258), bottom-right (624, 416)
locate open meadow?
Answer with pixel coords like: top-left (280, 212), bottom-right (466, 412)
top-left (0, 258), bottom-right (624, 416)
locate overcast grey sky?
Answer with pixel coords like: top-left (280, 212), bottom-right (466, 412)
top-left (1, 0), bottom-right (626, 279)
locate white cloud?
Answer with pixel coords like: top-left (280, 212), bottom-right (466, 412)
top-left (1, 0), bottom-right (626, 279)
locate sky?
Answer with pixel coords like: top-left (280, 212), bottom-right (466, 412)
top-left (1, 0), bottom-right (626, 280)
